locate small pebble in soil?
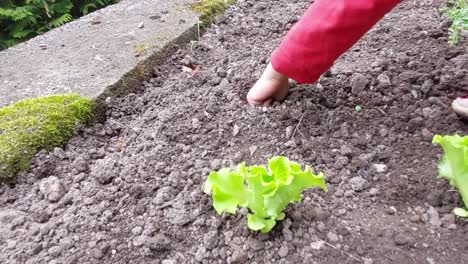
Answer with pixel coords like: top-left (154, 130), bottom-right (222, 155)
top-left (334, 156), bottom-right (349, 169)
top-left (410, 215), bottom-right (420, 222)
top-left (394, 233), bottom-right (411, 246)
top-left (427, 206), bottom-right (441, 228)
top-left (377, 73), bottom-right (391, 87)
top-left (232, 125), bottom-right (240, 136)
top-left (414, 206), bottom-right (425, 213)
top-left (369, 188), bottom-right (380, 196)
top-left (316, 221), bottom-right (326, 232)
top-left (379, 128), bottom-right (388, 137)
top-left (373, 163), bottom-right (387, 173)
top-left (349, 176), bottom-right (369, 192)
top-left (421, 128), bottom-right (433, 141)
top-left (39, 176), bottom-right (66, 203)
top-left (131, 226), bottom-right (143, 236)
top-left (249, 146), bottom-right (257, 156)
top-left (337, 226), bottom-right (351, 236)
top-left (385, 206), bottom-right (397, 215)
top-left (29, 244), bottom-right (43, 255)
top-left (247, 237), bottom-right (264, 251)
top-left (351, 73), bottom-right (370, 95)
top-left (6, 240), bottom-right (17, 250)
top-left (284, 139), bottom-right (296, 148)
top-left (335, 208), bottom-right (347, 216)
top-left (448, 224), bottom-right (457, 230)
top-left (340, 146), bottom-right (353, 156)
top-left (278, 245), bottom-right (289, 257)
top-left (440, 213), bottom-right (455, 227)
top-left (310, 240), bottom-right (325, 250)
top-left (195, 246), bottom-right (207, 262)
top-left (330, 174), bottom-right (342, 184)
top-left (73, 156), bottom-right (89, 173)
top-left (90, 158), bottom-right (118, 184)
top-left (233, 152), bottom-right (243, 163)
top-left (230, 249), bottom-right (248, 263)
top-left (48, 245), bottom-right (63, 257)
top-left (421, 79), bottom-right (433, 93)
top-left (285, 126), bottom-right (293, 139)
top-left (327, 232), bottom-right (339, 243)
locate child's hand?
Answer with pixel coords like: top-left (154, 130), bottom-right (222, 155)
top-left (247, 63), bottom-right (290, 106)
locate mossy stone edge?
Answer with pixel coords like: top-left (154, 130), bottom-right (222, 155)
top-left (0, 94), bottom-right (94, 182)
top-left (191, 0), bottom-right (235, 25)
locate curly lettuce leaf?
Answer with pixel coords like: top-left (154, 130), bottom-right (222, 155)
top-left (247, 213), bottom-right (276, 232)
top-left (204, 156), bottom-right (327, 232)
top-left (203, 163), bottom-right (248, 214)
top-left (433, 134), bottom-right (468, 217)
top-left (454, 207), bottom-right (468, 217)
top-left (263, 157), bottom-right (326, 221)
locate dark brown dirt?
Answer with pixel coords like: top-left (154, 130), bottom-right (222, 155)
top-left (1, 0), bottom-right (468, 263)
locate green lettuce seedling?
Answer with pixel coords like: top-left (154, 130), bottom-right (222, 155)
top-left (204, 156), bottom-right (327, 233)
top-left (433, 134), bottom-right (468, 217)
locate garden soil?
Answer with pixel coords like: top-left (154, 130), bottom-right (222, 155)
top-left (1, 0), bottom-right (468, 263)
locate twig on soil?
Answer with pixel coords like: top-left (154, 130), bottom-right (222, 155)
top-left (292, 111), bottom-right (307, 139)
top-left (320, 239), bottom-right (360, 261)
top-left (203, 87), bottom-right (212, 96)
top-left (156, 201), bottom-right (173, 210)
top-left (375, 107), bottom-right (388, 116)
top-left (197, 18), bottom-right (201, 39)
top-left (297, 129), bottom-right (305, 138)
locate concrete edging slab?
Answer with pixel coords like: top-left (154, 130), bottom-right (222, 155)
top-left (0, 0), bottom-right (199, 107)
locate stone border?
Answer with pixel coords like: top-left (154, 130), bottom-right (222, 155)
top-left (0, 0), bottom-right (199, 108)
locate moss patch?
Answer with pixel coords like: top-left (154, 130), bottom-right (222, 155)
top-left (441, 0), bottom-right (468, 45)
top-left (0, 94), bottom-right (94, 181)
top-left (191, 0), bottom-right (235, 25)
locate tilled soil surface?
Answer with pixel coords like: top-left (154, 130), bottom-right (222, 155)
top-left (1, 0), bottom-right (468, 263)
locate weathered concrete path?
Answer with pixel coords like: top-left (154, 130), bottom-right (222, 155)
top-left (0, 0), bottom-right (198, 107)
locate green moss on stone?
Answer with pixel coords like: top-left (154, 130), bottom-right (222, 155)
top-left (0, 94), bottom-right (94, 181)
top-left (191, 0), bottom-right (235, 25)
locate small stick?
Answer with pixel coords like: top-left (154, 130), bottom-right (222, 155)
top-left (197, 19), bottom-right (201, 39)
top-left (292, 112), bottom-right (307, 139)
top-left (156, 201), bottom-right (173, 210)
top-left (320, 239), bottom-right (360, 261)
top-left (375, 107), bottom-right (388, 116)
top-left (203, 87), bottom-right (212, 97)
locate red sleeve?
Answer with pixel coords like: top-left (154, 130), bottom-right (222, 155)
top-left (271, 0), bottom-right (401, 83)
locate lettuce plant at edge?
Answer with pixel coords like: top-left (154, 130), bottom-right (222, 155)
top-left (433, 134), bottom-right (468, 217)
top-left (204, 156), bottom-right (327, 233)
